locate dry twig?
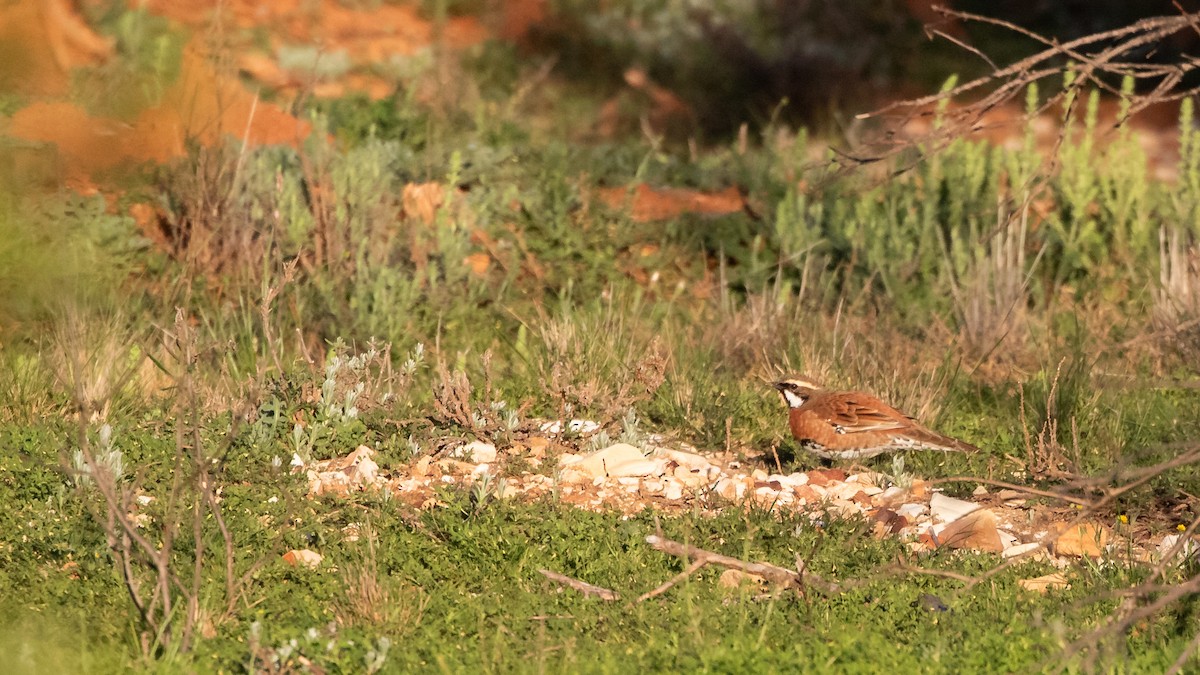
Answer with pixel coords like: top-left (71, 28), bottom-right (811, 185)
top-left (636, 559), bottom-right (706, 603)
top-left (644, 534), bottom-right (842, 596)
top-left (538, 569), bottom-right (620, 602)
top-left (846, 9), bottom-right (1200, 178)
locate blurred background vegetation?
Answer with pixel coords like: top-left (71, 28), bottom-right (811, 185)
top-left (4, 0), bottom-right (1200, 671)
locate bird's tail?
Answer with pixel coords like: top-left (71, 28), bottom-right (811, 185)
top-left (908, 428), bottom-right (979, 453)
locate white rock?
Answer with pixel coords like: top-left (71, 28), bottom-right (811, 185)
top-left (896, 503), bottom-right (928, 519)
top-left (972, 485), bottom-right (989, 496)
top-left (1002, 542), bottom-right (1043, 558)
top-left (349, 454), bottom-right (379, 486)
top-left (283, 549), bottom-right (322, 568)
top-left (878, 486), bottom-right (907, 503)
top-left (556, 468), bottom-right (589, 485)
top-left (655, 448), bottom-right (715, 473)
top-left (663, 481), bottom-right (684, 501)
top-left (1159, 534), bottom-right (1198, 560)
top-left (673, 466), bottom-right (710, 487)
top-left (437, 459), bottom-right (475, 474)
top-left (854, 473), bottom-right (884, 489)
top-left (929, 493), bottom-right (982, 524)
top-left (828, 500), bottom-right (864, 519)
top-left (539, 419), bottom-right (601, 435)
top-left (651, 456), bottom-right (674, 475)
top-left (715, 478), bottom-right (746, 501)
top-left (410, 455), bottom-right (433, 478)
top-left (754, 489), bottom-right (785, 509)
top-left (610, 459), bottom-right (660, 478)
top-left (827, 483), bottom-right (865, 501)
top-left (561, 443), bottom-right (652, 479)
top-left (453, 441), bottom-right (497, 463)
top-left (786, 472), bottom-right (809, 486)
top-left (998, 530), bottom-right (1018, 549)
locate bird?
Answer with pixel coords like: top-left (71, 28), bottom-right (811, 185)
top-left (773, 376), bottom-right (978, 460)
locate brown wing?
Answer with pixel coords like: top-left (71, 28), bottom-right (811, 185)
top-left (824, 395), bottom-right (914, 434)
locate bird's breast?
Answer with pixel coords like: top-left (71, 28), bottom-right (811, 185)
top-left (788, 408), bottom-right (837, 445)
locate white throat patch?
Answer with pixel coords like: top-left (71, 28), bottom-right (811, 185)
top-left (781, 389), bottom-right (807, 408)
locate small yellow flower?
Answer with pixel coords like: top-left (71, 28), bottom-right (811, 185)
top-left (1118, 514), bottom-right (1128, 524)
top-left (1178, 524), bottom-right (1187, 532)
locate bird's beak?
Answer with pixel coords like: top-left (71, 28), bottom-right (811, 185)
top-left (773, 381), bottom-right (788, 391)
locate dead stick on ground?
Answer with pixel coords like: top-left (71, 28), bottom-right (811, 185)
top-left (644, 535), bottom-right (842, 596)
top-left (637, 558), bottom-right (707, 603)
top-left (538, 569), bottom-right (620, 601)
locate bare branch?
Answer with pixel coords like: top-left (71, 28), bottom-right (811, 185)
top-left (538, 569), bottom-right (620, 601)
top-left (637, 559), bottom-right (707, 603)
top-left (644, 534), bottom-right (842, 596)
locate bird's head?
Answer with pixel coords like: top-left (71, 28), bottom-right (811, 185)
top-left (773, 377), bottom-right (822, 408)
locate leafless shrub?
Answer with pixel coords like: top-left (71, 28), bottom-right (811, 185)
top-left (1017, 364), bottom-right (1080, 479)
top-left (949, 202), bottom-right (1042, 363)
top-left (854, 9), bottom-right (1200, 171)
top-left (160, 143), bottom-right (259, 280)
top-left (161, 129), bottom-right (415, 303)
top-left (429, 351), bottom-right (533, 451)
top-left (431, 358), bottom-right (480, 430)
top-left (1153, 226), bottom-right (1200, 361)
top-left (61, 308), bottom-right (271, 660)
